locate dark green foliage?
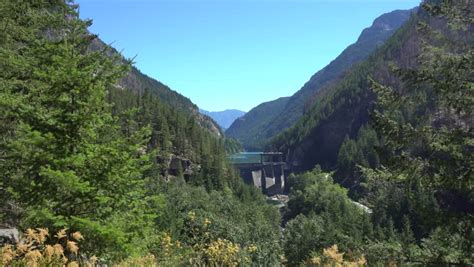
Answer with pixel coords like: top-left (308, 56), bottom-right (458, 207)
top-left (335, 125), bottom-right (380, 195)
top-left (419, 225), bottom-right (471, 264)
top-left (369, 1), bottom-right (473, 198)
top-left (362, 0), bottom-right (473, 265)
top-left (268, 8), bottom-right (423, 177)
top-left (283, 214), bottom-right (325, 265)
top-left (0, 1), bottom-right (280, 263)
top-left (155, 181), bottom-right (282, 265)
top-left (106, 61), bottom-right (282, 263)
top-left (283, 3), bottom-right (472, 264)
top-left (108, 87), bottom-right (240, 193)
top-left (1, 0), bottom-right (471, 265)
top-left (223, 138), bottom-right (243, 155)
top-left (283, 168), bottom-right (372, 264)
top-left (0, 0), bottom-right (160, 259)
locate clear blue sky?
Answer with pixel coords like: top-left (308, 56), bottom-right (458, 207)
top-left (77, 0), bottom-right (420, 112)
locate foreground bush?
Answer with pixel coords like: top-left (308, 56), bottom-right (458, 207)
top-left (306, 245), bottom-right (366, 267)
top-left (0, 228), bottom-right (88, 266)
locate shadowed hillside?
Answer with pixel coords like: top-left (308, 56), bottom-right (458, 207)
top-left (227, 8), bottom-right (416, 150)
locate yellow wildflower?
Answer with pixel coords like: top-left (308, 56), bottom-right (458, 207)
top-left (25, 228), bottom-right (37, 242)
top-left (16, 243), bottom-right (29, 254)
top-left (25, 249), bottom-right (42, 264)
top-left (247, 244), bottom-right (258, 253)
top-left (1, 244), bottom-right (15, 265)
top-left (67, 241), bottom-right (79, 254)
top-left (323, 244), bottom-right (344, 264)
top-left (204, 238), bottom-right (241, 266)
top-left (187, 211), bottom-right (196, 221)
top-left (90, 255), bottom-right (99, 265)
top-left (309, 256), bottom-right (321, 265)
top-left (72, 231), bottom-right (84, 241)
top-left (55, 228), bottom-right (68, 239)
top-left (36, 228), bottom-right (49, 243)
top-left (53, 244), bottom-right (64, 257)
top-left (357, 256), bottom-right (367, 265)
top-left (43, 245), bottom-right (54, 261)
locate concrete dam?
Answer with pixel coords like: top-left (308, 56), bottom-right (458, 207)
top-left (228, 152), bottom-right (286, 195)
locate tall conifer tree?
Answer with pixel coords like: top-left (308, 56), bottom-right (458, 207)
top-left (0, 0), bottom-right (158, 258)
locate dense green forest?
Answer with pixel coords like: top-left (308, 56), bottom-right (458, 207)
top-left (0, 0), bottom-right (472, 266)
top-left (275, 0), bottom-right (473, 265)
top-left (270, 0), bottom-right (471, 187)
top-left (0, 1), bottom-right (279, 265)
top-left (89, 38), bottom-right (224, 138)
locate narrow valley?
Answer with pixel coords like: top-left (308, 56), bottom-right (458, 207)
top-left (0, 0), bottom-right (472, 266)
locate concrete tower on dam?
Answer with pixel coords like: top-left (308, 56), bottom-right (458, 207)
top-left (228, 152), bottom-right (286, 195)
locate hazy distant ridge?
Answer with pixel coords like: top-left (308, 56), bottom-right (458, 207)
top-left (200, 109), bottom-right (246, 130)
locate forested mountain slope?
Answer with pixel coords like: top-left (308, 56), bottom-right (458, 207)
top-left (89, 37), bottom-right (228, 180)
top-left (280, 1), bottom-right (473, 265)
top-left (270, 13), bottom-right (421, 172)
top-left (226, 97), bottom-right (289, 150)
top-left (227, 8), bottom-right (415, 150)
top-left (89, 39), bottom-right (223, 137)
top-left (0, 1), bottom-right (280, 265)
top-left (1, 0), bottom-right (471, 266)
top-left (270, 1), bottom-right (471, 182)
top-left (89, 39), bottom-right (195, 112)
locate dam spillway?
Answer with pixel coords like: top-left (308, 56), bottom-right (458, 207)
top-left (228, 152), bottom-right (286, 195)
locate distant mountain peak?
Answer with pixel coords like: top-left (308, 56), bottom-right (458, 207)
top-left (199, 109), bottom-right (246, 130)
top-left (357, 8), bottom-right (417, 43)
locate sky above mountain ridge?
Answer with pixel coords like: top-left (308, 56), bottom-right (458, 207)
top-left (77, 0), bottom-right (420, 112)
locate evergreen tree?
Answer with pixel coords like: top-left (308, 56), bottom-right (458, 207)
top-left (0, 1), bottom-right (157, 258)
top-left (369, 0), bottom-right (473, 202)
top-left (336, 136), bottom-right (359, 183)
top-left (367, 0), bottom-right (473, 264)
top-left (400, 216), bottom-right (415, 247)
